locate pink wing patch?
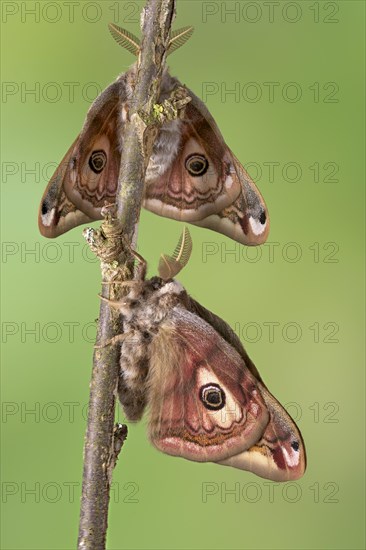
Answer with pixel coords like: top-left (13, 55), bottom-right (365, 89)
top-left (219, 388), bottom-right (306, 481)
top-left (148, 306), bottom-right (306, 481)
top-left (148, 308), bottom-right (269, 462)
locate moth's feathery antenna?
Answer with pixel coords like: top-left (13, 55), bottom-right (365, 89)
top-left (108, 23), bottom-right (140, 56)
top-left (158, 227), bottom-right (193, 280)
top-left (108, 23), bottom-right (194, 57)
top-left (167, 26), bottom-right (194, 55)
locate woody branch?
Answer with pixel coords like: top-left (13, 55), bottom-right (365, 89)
top-left (77, 1), bottom-right (177, 548)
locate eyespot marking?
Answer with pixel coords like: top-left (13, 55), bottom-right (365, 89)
top-left (89, 150), bottom-right (107, 174)
top-left (200, 383), bottom-right (226, 411)
top-left (185, 154), bottom-right (209, 177)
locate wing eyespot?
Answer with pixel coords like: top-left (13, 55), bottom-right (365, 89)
top-left (89, 150), bottom-right (107, 174)
top-left (199, 383), bottom-right (226, 411)
top-left (185, 154), bottom-right (209, 177)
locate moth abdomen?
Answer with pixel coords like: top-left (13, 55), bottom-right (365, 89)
top-left (118, 329), bottom-right (150, 421)
top-left (118, 373), bottom-right (147, 422)
top-left (146, 119), bottom-right (182, 182)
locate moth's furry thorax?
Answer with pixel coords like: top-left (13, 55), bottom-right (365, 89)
top-left (120, 277), bottom-right (185, 330)
top-left (119, 66), bottom-right (183, 183)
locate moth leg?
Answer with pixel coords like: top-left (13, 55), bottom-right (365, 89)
top-left (98, 294), bottom-right (128, 308)
top-left (119, 235), bottom-right (147, 281)
top-left (102, 280), bottom-right (137, 286)
top-left (129, 248), bottom-right (147, 280)
top-left (101, 280), bottom-right (141, 288)
top-left (94, 333), bottom-right (127, 349)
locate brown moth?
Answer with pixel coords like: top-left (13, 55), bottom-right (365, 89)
top-left (39, 25), bottom-right (269, 246)
top-left (96, 229), bottom-right (305, 482)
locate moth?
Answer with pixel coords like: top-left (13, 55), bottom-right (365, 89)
top-left (39, 25), bottom-right (269, 246)
top-left (97, 229), bottom-right (306, 482)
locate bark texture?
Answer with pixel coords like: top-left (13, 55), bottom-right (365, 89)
top-left (77, 2), bottom-right (177, 548)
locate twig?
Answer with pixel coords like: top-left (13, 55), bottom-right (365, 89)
top-left (77, 1), bottom-right (177, 548)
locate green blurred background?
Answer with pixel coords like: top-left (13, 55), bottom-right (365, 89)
top-left (1, 1), bottom-right (365, 549)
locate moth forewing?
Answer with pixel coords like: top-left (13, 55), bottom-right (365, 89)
top-left (38, 140), bottom-right (92, 238)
